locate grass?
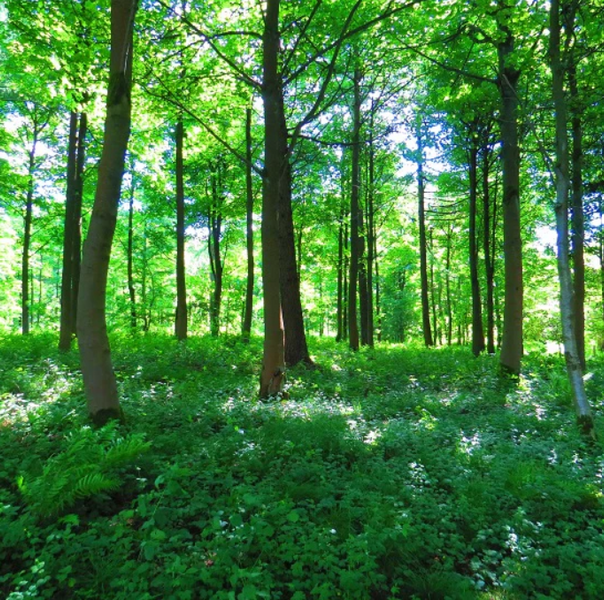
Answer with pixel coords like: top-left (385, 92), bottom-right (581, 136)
top-left (1, 333), bottom-right (604, 599)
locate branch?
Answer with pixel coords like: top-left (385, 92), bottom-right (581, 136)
top-left (139, 76), bottom-right (264, 177)
top-left (288, 0), bottom-right (363, 151)
top-left (282, 0), bottom-right (323, 76)
top-left (285, 0), bottom-right (423, 85)
top-left (155, 0), bottom-right (261, 90)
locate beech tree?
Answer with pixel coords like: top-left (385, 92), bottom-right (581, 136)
top-left (549, 0), bottom-right (593, 435)
top-left (77, 0), bottom-right (138, 423)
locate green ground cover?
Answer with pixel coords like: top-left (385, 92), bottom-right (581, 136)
top-left (1, 334), bottom-right (604, 599)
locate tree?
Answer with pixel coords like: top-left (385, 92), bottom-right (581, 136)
top-left (549, 0), bottom-right (593, 435)
top-left (77, 0), bottom-right (138, 424)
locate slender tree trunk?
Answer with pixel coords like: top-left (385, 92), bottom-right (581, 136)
top-left (375, 221), bottom-right (382, 342)
top-left (417, 120), bottom-right (433, 347)
top-left (21, 139), bottom-right (37, 335)
top-left (445, 228), bottom-right (453, 346)
top-left (497, 22), bottom-right (523, 374)
top-left (336, 203), bottom-right (345, 342)
top-left (77, 0), bottom-right (137, 424)
top-left (71, 112), bottom-right (87, 336)
top-left (550, 0), bottom-right (593, 435)
top-left (59, 111), bottom-right (78, 349)
top-left (569, 58), bottom-right (585, 367)
top-left (343, 220), bottom-right (348, 341)
top-left (127, 175), bottom-right (137, 329)
top-left (175, 119), bottom-right (187, 340)
top-left (348, 68), bottom-right (362, 351)
top-left (242, 107), bottom-right (254, 341)
top-left (208, 163), bottom-right (223, 337)
top-left (429, 230), bottom-right (438, 345)
top-left (469, 139), bottom-right (485, 356)
top-left (600, 202), bottom-right (604, 344)
top-left (482, 142), bottom-right (496, 354)
top-left (366, 113), bottom-right (375, 347)
top-left (260, 0), bottom-right (285, 396)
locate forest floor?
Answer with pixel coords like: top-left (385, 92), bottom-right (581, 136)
top-left (1, 334), bottom-right (604, 599)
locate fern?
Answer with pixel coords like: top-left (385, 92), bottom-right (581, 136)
top-left (18, 424), bottom-right (149, 518)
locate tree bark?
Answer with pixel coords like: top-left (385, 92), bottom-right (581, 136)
top-left (469, 137), bottom-right (485, 356)
top-left (550, 0), bottom-right (593, 436)
top-left (260, 0), bottom-right (286, 397)
top-left (77, 0), bottom-right (137, 424)
top-left (175, 118), bottom-right (188, 340)
top-left (242, 107), bottom-right (254, 342)
top-left (497, 20), bottom-right (523, 375)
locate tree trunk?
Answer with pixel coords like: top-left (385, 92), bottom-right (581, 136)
top-left (71, 112), bottom-right (87, 336)
top-left (445, 227), bottom-right (453, 346)
top-left (429, 230), bottom-right (438, 345)
top-left (208, 162), bottom-right (223, 337)
top-left (417, 120), bottom-right (433, 347)
top-left (59, 111), bottom-right (78, 350)
top-left (21, 139), bottom-right (37, 335)
top-left (77, 0), bottom-right (137, 425)
top-left (375, 225), bottom-right (382, 342)
top-left (175, 118), bottom-right (188, 340)
top-left (550, 0), bottom-right (593, 435)
top-left (497, 22), bottom-right (523, 374)
top-left (569, 58), bottom-right (585, 368)
top-left (127, 174), bottom-right (137, 329)
top-left (469, 139), bottom-right (485, 356)
top-left (336, 202), bottom-right (345, 342)
top-left (242, 107), bottom-right (254, 342)
top-left (482, 141), bottom-right (496, 354)
top-left (348, 68), bottom-right (362, 351)
top-left (366, 111), bottom-right (375, 347)
top-left (260, 0), bottom-right (286, 397)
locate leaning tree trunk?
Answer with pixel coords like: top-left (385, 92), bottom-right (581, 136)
top-left (550, 0), bottom-right (593, 436)
top-left (497, 26), bottom-right (523, 375)
top-left (259, 0), bottom-right (285, 397)
top-left (174, 118), bottom-right (188, 340)
top-left (242, 107), bottom-right (254, 342)
top-left (77, 0), bottom-right (137, 424)
top-left (469, 139), bottom-right (485, 356)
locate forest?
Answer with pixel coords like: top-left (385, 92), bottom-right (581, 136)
top-left (2, 0), bottom-right (604, 598)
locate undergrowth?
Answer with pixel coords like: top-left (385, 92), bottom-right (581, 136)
top-left (1, 333), bottom-right (603, 599)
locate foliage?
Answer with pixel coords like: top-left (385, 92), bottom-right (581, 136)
top-left (2, 335), bottom-right (604, 598)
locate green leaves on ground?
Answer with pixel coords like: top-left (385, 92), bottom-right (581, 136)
top-left (1, 334), bottom-right (604, 598)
